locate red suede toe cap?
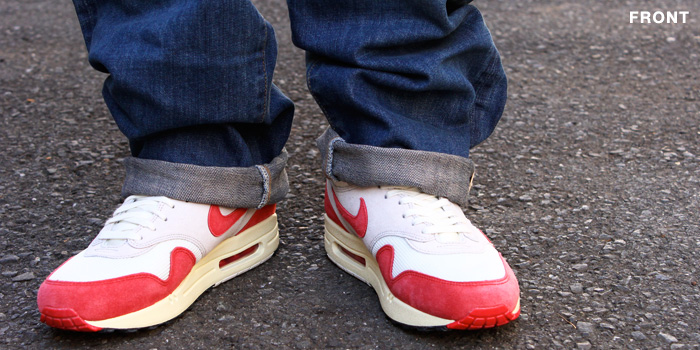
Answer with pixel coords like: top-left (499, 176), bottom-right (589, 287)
top-left (37, 247), bottom-right (195, 322)
top-left (376, 245), bottom-right (520, 321)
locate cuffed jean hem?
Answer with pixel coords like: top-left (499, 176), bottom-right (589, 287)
top-left (121, 150), bottom-right (289, 209)
top-left (317, 128), bottom-right (474, 207)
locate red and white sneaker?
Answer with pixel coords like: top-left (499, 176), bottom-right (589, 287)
top-left (37, 195), bottom-right (279, 331)
top-left (324, 180), bottom-right (520, 330)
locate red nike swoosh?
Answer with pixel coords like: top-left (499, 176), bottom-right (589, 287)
top-left (331, 187), bottom-right (368, 238)
top-left (208, 206), bottom-right (247, 237)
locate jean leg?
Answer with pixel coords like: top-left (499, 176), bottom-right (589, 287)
top-left (288, 0), bottom-right (505, 205)
top-left (72, 0), bottom-right (293, 207)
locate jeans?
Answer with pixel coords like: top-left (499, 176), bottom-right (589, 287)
top-left (72, 0), bottom-right (507, 208)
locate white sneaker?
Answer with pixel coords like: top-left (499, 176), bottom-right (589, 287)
top-left (324, 180), bottom-right (520, 330)
top-left (37, 195), bottom-right (279, 331)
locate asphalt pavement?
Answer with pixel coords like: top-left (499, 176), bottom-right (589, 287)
top-left (1, 0), bottom-right (699, 349)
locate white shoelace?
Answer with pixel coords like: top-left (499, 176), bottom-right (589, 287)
top-left (97, 196), bottom-right (175, 243)
top-left (385, 187), bottom-right (476, 242)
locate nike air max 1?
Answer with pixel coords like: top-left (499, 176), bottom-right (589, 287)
top-left (37, 195), bottom-right (279, 331)
top-left (323, 180), bottom-right (520, 330)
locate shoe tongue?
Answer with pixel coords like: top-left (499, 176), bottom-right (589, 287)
top-left (98, 221), bottom-right (133, 247)
top-left (107, 216), bottom-right (138, 232)
top-left (101, 237), bottom-right (126, 247)
top-left (96, 197), bottom-right (158, 245)
top-left (391, 188), bottom-right (480, 243)
top-left (435, 231), bottom-right (462, 243)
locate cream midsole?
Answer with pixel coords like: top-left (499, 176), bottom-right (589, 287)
top-left (323, 215), bottom-right (454, 327)
top-left (88, 214), bottom-right (279, 329)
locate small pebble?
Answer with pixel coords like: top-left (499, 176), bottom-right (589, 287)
top-left (599, 322), bottom-right (615, 330)
top-left (518, 195), bottom-right (533, 202)
top-left (658, 332), bottom-right (678, 344)
top-left (217, 315), bottom-right (235, 322)
top-left (11, 271), bottom-right (34, 282)
top-left (655, 274), bottom-right (672, 281)
top-left (87, 218), bottom-right (103, 225)
top-left (576, 341), bottom-right (592, 350)
top-left (0, 255), bottom-right (20, 264)
top-left (577, 322), bottom-right (595, 336)
top-left (631, 331), bottom-right (647, 340)
top-left (573, 263), bottom-right (588, 271)
top-left (571, 283), bottom-right (584, 294)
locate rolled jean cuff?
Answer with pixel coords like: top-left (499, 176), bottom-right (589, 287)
top-left (121, 150), bottom-right (289, 209)
top-left (317, 128), bottom-right (474, 206)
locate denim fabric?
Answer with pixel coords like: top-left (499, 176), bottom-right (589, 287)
top-left (72, 0), bottom-right (506, 207)
top-left (317, 128), bottom-right (474, 206)
top-left (122, 151), bottom-right (289, 209)
top-left (72, 0), bottom-right (294, 168)
top-left (289, 0), bottom-right (506, 159)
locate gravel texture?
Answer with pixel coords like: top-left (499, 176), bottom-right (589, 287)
top-left (1, 0), bottom-right (699, 349)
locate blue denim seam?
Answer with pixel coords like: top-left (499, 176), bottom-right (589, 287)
top-left (469, 45), bottom-right (504, 148)
top-left (305, 57), bottom-right (334, 127)
top-left (72, 0), bottom-right (97, 50)
top-left (259, 22), bottom-right (269, 123)
top-left (255, 164), bottom-right (271, 208)
top-left (324, 136), bottom-right (344, 180)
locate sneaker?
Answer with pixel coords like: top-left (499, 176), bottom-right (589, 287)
top-left (323, 180), bottom-right (520, 330)
top-left (37, 195), bottom-right (279, 331)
